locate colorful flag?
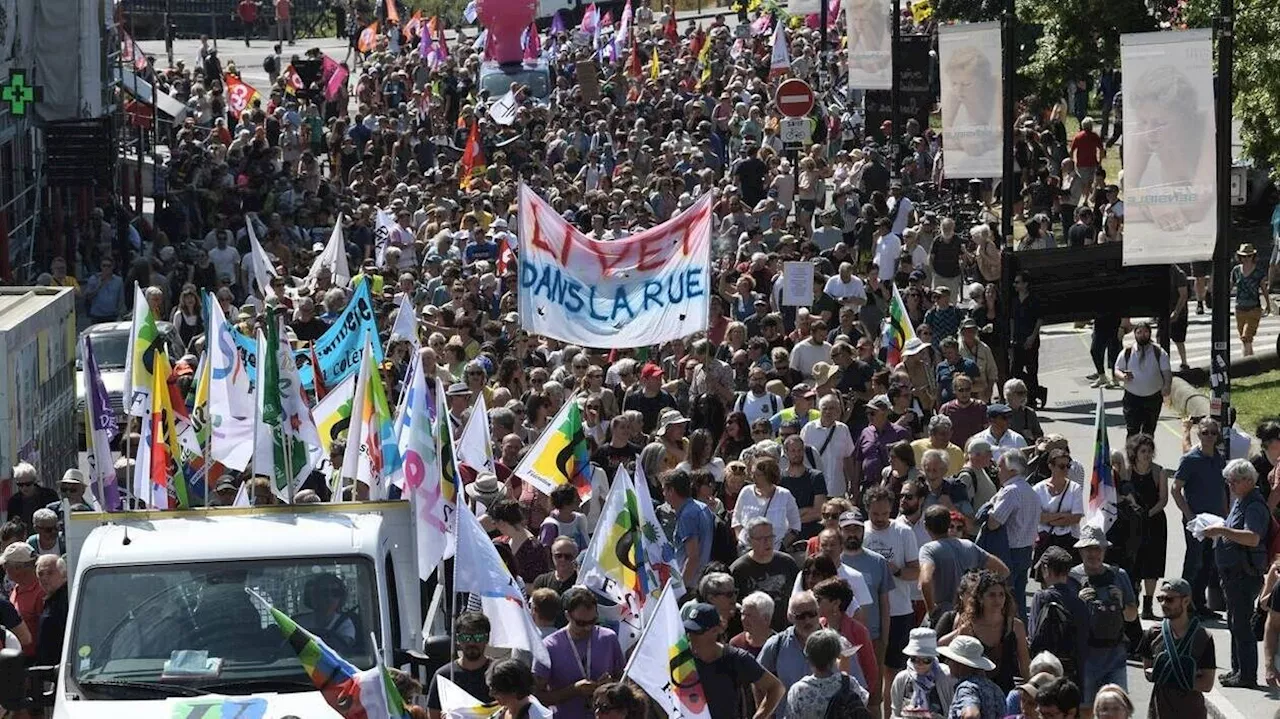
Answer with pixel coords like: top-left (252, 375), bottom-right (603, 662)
top-left (769, 20), bottom-right (791, 77)
top-left (399, 367), bottom-right (456, 579)
top-left (314, 372), bottom-right (358, 456)
top-left (205, 296), bottom-right (254, 471)
top-left (434, 676), bottom-right (501, 719)
top-left (223, 73), bottom-right (263, 119)
top-left (454, 500), bottom-right (552, 666)
top-left (522, 23), bottom-right (541, 62)
top-left (751, 12), bottom-right (773, 36)
top-left (402, 10), bottom-right (423, 40)
top-left (1082, 387), bottom-right (1117, 531)
top-left (419, 17), bottom-right (436, 60)
top-left (385, 0), bottom-right (400, 25)
top-left (581, 3), bottom-right (599, 33)
top-left (551, 10), bottom-right (566, 34)
top-left (120, 28), bottom-right (149, 71)
top-left (283, 64), bottom-right (305, 94)
top-left (663, 14), bottom-right (678, 43)
top-left (124, 283), bottom-right (159, 417)
top-left (341, 340), bottom-right (402, 499)
top-left (463, 0), bottom-right (478, 23)
top-left (135, 354), bottom-right (200, 509)
top-left (627, 39), bottom-right (643, 79)
top-left (616, 0), bottom-right (633, 48)
top-left (633, 461), bottom-right (685, 597)
top-left (578, 467), bottom-right (661, 647)
top-left (459, 122), bottom-right (485, 190)
top-left (247, 590), bottom-right (409, 719)
top-left (358, 21), bottom-right (380, 53)
top-left (881, 283), bottom-right (917, 365)
top-left (83, 336), bottom-right (119, 511)
top-left (255, 313), bottom-right (324, 500)
top-left (623, 580), bottom-right (712, 719)
top-left (513, 397), bottom-right (592, 500)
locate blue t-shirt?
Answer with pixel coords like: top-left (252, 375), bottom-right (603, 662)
top-left (1216, 489), bottom-right (1271, 573)
top-left (842, 549), bottom-right (893, 639)
top-left (1175, 448), bottom-right (1228, 516)
top-left (674, 498), bottom-right (714, 578)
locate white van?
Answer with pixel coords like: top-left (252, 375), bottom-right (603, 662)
top-left (53, 503), bottom-right (424, 718)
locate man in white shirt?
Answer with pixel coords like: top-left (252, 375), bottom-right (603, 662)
top-left (737, 366), bottom-right (782, 425)
top-left (801, 394), bottom-right (857, 497)
top-left (791, 526), bottom-right (874, 622)
top-left (1114, 321), bottom-right (1171, 437)
top-left (823, 262), bottom-right (866, 309)
top-left (887, 182), bottom-right (916, 236)
top-left (972, 404), bottom-right (1027, 463)
top-left (863, 485), bottom-right (921, 706)
top-left (790, 320), bottom-right (834, 379)
top-left (872, 218), bottom-right (902, 279)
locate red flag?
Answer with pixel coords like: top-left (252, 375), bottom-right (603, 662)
top-left (403, 10), bottom-right (423, 40)
top-left (120, 28), bottom-right (149, 72)
top-left (690, 29), bottom-right (705, 58)
top-left (385, 0), bottom-right (400, 25)
top-left (663, 15), bottom-right (678, 43)
top-left (459, 122), bottom-right (485, 190)
top-left (358, 21), bottom-right (379, 53)
top-left (627, 37), bottom-right (643, 79)
top-left (282, 64), bottom-right (304, 95)
top-left (223, 73), bottom-right (263, 119)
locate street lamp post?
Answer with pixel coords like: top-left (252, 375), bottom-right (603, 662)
top-left (1210, 0), bottom-right (1233, 455)
top-left (1000, 0), bottom-right (1015, 245)
top-left (890, 0), bottom-right (901, 177)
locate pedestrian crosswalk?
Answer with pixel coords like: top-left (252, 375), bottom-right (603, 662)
top-left (1154, 308), bottom-right (1279, 370)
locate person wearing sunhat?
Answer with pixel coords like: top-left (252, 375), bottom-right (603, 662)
top-left (53, 469), bottom-right (94, 512)
top-left (655, 408), bottom-right (691, 471)
top-left (890, 627), bottom-right (957, 719)
top-left (1068, 525), bottom-right (1139, 707)
top-left (939, 635), bottom-right (1004, 719)
top-left (1229, 243), bottom-right (1269, 356)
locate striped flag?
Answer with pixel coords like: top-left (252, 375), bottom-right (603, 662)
top-left (247, 590), bottom-right (409, 719)
top-left (513, 396), bottom-right (593, 501)
top-left (623, 581), bottom-right (712, 719)
top-left (341, 339), bottom-right (402, 499)
top-left (881, 283), bottom-right (917, 365)
top-left (1082, 388), bottom-right (1117, 531)
top-left (578, 467), bottom-right (661, 648)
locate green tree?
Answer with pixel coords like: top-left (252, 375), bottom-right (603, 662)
top-left (1180, 0), bottom-right (1280, 169)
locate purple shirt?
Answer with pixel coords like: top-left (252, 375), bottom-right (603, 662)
top-left (855, 422), bottom-right (912, 484)
top-left (533, 625), bottom-right (625, 719)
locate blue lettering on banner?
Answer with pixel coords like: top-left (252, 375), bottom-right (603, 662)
top-left (521, 259), bottom-right (706, 325)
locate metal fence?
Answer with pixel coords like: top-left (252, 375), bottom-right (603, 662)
top-left (119, 0), bottom-right (340, 41)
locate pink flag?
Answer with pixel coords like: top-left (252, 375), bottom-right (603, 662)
top-left (751, 13), bottom-right (772, 36)
top-left (580, 3), bottom-right (598, 33)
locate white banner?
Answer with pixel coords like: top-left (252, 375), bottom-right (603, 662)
top-left (1120, 29), bottom-right (1217, 265)
top-left (517, 184), bottom-right (712, 347)
top-left (845, 0), bottom-right (892, 90)
top-left (939, 22), bottom-right (1003, 179)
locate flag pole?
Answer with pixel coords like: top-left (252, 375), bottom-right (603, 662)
top-left (620, 578), bottom-right (673, 679)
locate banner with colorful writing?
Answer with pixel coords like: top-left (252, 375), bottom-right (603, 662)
top-left (939, 22), bottom-right (1003, 179)
top-left (1120, 30), bottom-right (1216, 265)
top-left (846, 0), bottom-right (892, 90)
top-left (233, 281), bottom-right (383, 389)
top-left (517, 183), bottom-right (711, 347)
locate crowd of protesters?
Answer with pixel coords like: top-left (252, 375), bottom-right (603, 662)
top-left (7, 0), bottom-right (1280, 717)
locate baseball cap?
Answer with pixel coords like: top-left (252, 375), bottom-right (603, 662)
top-left (681, 602), bottom-right (722, 634)
top-left (986, 403), bottom-right (1012, 417)
top-left (838, 509), bottom-right (865, 527)
top-left (640, 363), bottom-right (664, 379)
top-left (1159, 578), bottom-right (1192, 596)
top-left (791, 383), bottom-right (816, 398)
top-left (0, 542), bottom-right (36, 566)
top-left (866, 395), bottom-right (891, 411)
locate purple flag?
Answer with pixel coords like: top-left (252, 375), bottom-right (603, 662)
top-left (84, 336), bottom-right (120, 511)
top-left (550, 10), bottom-right (566, 35)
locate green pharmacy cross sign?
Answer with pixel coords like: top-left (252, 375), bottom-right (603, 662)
top-left (1, 71), bottom-right (42, 116)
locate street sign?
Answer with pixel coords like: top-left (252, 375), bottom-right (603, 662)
top-left (780, 117), bottom-right (811, 144)
top-left (775, 78), bottom-right (814, 118)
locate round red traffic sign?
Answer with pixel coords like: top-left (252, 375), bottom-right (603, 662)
top-left (775, 79), bottom-right (815, 118)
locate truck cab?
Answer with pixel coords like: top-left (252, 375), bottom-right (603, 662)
top-left (53, 502), bottom-right (422, 718)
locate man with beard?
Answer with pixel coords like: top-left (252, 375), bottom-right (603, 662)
top-left (1114, 321), bottom-right (1171, 437)
top-left (1140, 579), bottom-right (1216, 716)
top-left (736, 366), bottom-right (782, 425)
top-left (426, 612), bottom-right (494, 719)
top-left (840, 510), bottom-right (892, 678)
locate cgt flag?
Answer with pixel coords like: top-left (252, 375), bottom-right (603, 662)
top-left (623, 580), bottom-right (712, 719)
top-left (223, 73), bottom-right (263, 119)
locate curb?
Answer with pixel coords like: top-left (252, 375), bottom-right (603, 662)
top-left (1166, 376), bottom-right (1211, 419)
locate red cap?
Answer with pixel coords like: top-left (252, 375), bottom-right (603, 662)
top-left (640, 363), bottom-right (664, 379)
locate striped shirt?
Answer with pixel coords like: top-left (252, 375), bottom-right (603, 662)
top-left (990, 475), bottom-right (1042, 549)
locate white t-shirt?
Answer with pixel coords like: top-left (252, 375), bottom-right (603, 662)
top-left (874, 233), bottom-right (902, 275)
top-left (791, 562), bottom-right (874, 618)
top-left (209, 245), bottom-right (240, 284)
top-left (800, 420), bottom-right (856, 497)
top-left (737, 390), bottom-right (782, 426)
top-left (1033, 479), bottom-right (1085, 537)
top-left (732, 485), bottom-right (802, 550)
top-left (894, 514), bottom-right (930, 601)
top-left (790, 339), bottom-right (833, 379)
top-left (824, 275), bottom-right (866, 302)
top-left (863, 521), bottom-right (919, 616)
top-left (889, 195), bottom-right (915, 236)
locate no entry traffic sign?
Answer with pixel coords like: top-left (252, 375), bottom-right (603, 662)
top-left (775, 78), bottom-right (815, 118)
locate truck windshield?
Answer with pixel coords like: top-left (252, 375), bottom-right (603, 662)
top-left (82, 331), bottom-right (129, 369)
top-left (481, 67), bottom-right (550, 99)
top-left (68, 557), bottom-right (379, 696)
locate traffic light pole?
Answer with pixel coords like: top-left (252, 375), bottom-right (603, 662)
top-left (1210, 0), bottom-right (1233, 455)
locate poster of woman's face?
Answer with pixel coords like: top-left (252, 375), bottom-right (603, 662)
top-left (939, 24), bottom-right (1003, 179)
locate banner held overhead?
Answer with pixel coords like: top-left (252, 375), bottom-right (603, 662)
top-left (1120, 29), bottom-right (1217, 266)
top-left (517, 184), bottom-right (712, 348)
top-left (939, 22), bottom-right (1003, 179)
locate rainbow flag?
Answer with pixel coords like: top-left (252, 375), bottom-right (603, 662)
top-left (623, 580), bottom-right (711, 719)
top-left (341, 340), bottom-right (402, 499)
top-left (882, 283), bottom-right (917, 365)
top-left (248, 591), bottom-right (409, 719)
top-left (578, 467), bottom-right (660, 648)
top-left (513, 396), bottom-right (592, 501)
top-left (124, 283), bottom-right (160, 417)
top-left (1082, 387), bottom-right (1117, 531)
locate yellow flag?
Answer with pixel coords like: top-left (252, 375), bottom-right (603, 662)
top-left (649, 48), bottom-right (659, 81)
top-left (698, 33), bottom-right (712, 85)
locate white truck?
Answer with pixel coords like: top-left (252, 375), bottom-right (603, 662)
top-left (52, 502), bottom-right (430, 718)
top-left (0, 286), bottom-right (78, 501)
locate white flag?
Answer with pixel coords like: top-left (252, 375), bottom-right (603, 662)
top-left (455, 395), bottom-right (495, 479)
top-left (400, 365), bottom-right (456, 579)
top-left (207, 297), bottom-right (254, 471)
top-left (374, 209), bottom-right (398, 266)
top-left (435, 675), bottom-right (500, 719)
top-left (488, 90), bottom-right (519, 125)
top-left (389, 293), bottom-right (420, 347)
top-left (624, 581), bottom-right (713, 719)
top-left (454, 501), bottom-right (551, 666)
top-left (769, 20), bottom-right (791, 76)
top-left (633, 461), bottom-right (687, 598)
top-left (307, 217), bottom-right (352, 287)
top-left (245, 216), bottom-right (279, 298)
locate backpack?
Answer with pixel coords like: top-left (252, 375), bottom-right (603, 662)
top-left (709, 512), bottom-right (738, 567)
top-left (1077, 567), bottom-right (1127, 648)
top-left (263, 54), bottom-right (278, 75)
top-left (824, 674), bottom-right (872, 719)
top-left (1029, 597), bottom-right (1078, 668)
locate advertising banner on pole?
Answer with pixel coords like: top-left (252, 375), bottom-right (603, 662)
top-left (1120, 29), bottom-right (1217, 265)
top-left (845, 0), bottom-right (892, 90)
top-left (939, 22), bottom-right (1003, 179)
top-left (517, 184), bottom-right (712, 348)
